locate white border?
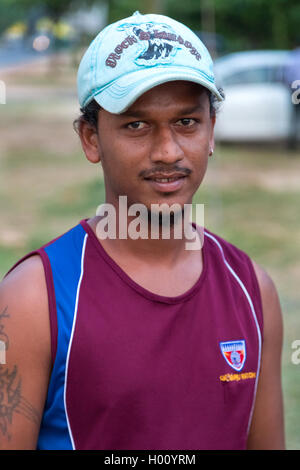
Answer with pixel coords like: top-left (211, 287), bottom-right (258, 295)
top-left (63, 233), bottom-right (88, 450)
top-left (204, 231), bottom-right (262, 434)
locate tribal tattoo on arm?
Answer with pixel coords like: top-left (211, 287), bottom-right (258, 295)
top-left (0, 306), bottom-right (41, 441)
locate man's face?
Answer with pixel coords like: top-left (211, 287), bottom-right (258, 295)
top-left (88, 81), bottom-right (215, 210)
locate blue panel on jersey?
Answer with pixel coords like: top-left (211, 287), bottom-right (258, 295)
top-left (37, 223), bottom-right (87, 450)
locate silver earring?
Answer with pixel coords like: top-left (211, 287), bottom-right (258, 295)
top-left (209, 147), bottom-right (214, 156)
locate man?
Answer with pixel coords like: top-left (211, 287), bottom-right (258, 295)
top-left (0, 11), bottom-right (285, 450)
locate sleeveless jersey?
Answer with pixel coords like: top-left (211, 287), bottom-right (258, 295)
top-left (8, 219), bottom-right (263, 450)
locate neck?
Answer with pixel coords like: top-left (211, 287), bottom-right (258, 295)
top-left (89, 199), bottom-right (201, 265)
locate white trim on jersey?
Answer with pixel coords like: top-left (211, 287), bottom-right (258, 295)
top-left (204, 231), bottom-right (263, 435)
top-left (63, 233), bottom-right (88, 450)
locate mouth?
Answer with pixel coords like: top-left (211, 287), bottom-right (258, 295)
top-left (144, 172), bottom-right (188, 193)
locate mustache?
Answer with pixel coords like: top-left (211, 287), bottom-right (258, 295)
top-left (139, 165), bottom-right (191, 179)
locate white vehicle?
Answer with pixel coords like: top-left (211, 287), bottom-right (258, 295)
top-left (213, 50), bottom-right (293, 142)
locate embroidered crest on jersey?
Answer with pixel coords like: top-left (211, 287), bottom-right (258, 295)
top-left (220, 340), bottom-right (246, 371)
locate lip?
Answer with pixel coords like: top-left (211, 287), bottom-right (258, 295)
top-left (144, 174), bottom-right (187, 193)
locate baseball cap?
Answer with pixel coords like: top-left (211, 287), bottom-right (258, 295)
top-left (77, 11), bottom-right (223, 114)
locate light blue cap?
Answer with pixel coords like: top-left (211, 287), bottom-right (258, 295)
top-left (77, 11), bottom-right (223, 114)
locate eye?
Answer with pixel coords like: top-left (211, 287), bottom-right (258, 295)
top-left (177, 118), bottom-right (197, 127)
top-left (127, 121), bottom-right (147, 130)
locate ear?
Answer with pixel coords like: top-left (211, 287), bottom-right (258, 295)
top-left (78, 120), bottom-right (102, 164)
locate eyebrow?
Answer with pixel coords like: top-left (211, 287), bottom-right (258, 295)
top-left (176, 104), bottom-right (206, 115)
top-left (120, 104), bottom-right (206, 119)
top-left (120, 109), bottom-right (147, 119)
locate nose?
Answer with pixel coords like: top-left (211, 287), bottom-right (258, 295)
top-left (149, 126), bottom-right (184, 165)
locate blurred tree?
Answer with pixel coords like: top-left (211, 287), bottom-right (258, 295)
top-left (107, 0), bottom-right (163, 23)
top-left (0, 0), bottom-right (27, 35)
top-left (0, 0), bottom-right (101, 36)
top-left (270, 0), bottom-right (289, 49)
top-left (164, 0), bottom-right (300, 52)
top-left (0, 0), bottom-right (299, 52)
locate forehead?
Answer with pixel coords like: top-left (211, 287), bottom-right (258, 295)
top-left (97, 81), bottom-right (210, 126)
top-left (126, 80), bottom-right (209, 113)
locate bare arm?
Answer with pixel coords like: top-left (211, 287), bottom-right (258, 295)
top-left (247, 260), bottom-right (285, 449)
top-left (0, 256), bottom-right (51, 449)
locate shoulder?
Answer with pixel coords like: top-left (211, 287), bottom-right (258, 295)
top-left (0, 254), bottom-right (51, 365)
top-left (204, 228), bottom-right (250, 264)
top-left (204, 228), bottom-right (282, 334)
top-left (1, 254), bottom-right (48, 308)
top-left (204, 228), bottom-right (275, 291)
top-left (203, 228), bottom-right (260, 284)
top-left (250, 259), bottom-right (278, 300)
top-left (250, 259), bottom-right (283, 345)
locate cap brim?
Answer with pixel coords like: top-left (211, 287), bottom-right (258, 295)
top-left (93, 66), bottom-right (223, 114)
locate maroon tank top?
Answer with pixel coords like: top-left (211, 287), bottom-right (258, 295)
top-left (7, 220), bottom-right (263, 450)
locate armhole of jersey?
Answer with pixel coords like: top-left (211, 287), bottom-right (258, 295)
top-left (242, 254), bottom-right (265, 437)
top-left (245, 255), bottom-right (264, 344)
top-left (3, 249), bottom-right (58, 366)
top-left (37, 248), bottom-right (58, 365)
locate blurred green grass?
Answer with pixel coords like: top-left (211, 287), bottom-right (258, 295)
top-left (0, 59), bottom-right (300, 449)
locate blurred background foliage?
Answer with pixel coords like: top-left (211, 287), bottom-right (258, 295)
top-left (0, 0), bottom-right (299, 54)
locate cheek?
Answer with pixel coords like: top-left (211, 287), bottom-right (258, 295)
top-left (182, 134), bottom-right (210, 166)
top-left (102, 137), bottom-right (149, 175)
top-left (100, 142), bottom-right (146, 196)
top-left (183, 143), bottom-right (209, 189)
